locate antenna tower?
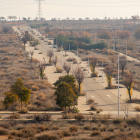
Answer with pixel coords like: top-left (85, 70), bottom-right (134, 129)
top-left (36, 0), bottom-right (44, 20)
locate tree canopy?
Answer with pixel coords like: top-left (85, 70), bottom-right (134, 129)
top-left (10, 78), bottom-right (31, 110)
top-left (55, 82), bottom-right (77, 114)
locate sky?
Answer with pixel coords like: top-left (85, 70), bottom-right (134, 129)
top-left (1, 0), bottom-right (140, 20)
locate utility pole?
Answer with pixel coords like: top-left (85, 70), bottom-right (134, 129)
top-left (88, 54), bottom-right (89, 73)
top-left (36, 0), bottom-right (44, 20)
top-left (61, 40), bottom-right (63, 76)
top-left (77, 46), bottom-right (78, 65)
top-left (69, 43), bottom-right (70, 58)
top-left (86, 73), bottom-right (87, 102)
top-left (102, 59), bottom-right (103, 83)
top-left (126, 42), bottom-right (127, 57)
top-left (118, 54), bottom-right (120, 117)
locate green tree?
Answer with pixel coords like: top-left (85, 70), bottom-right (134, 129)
top-left (10, 78), bottom-right (31, 110)
top-left (54, 75), bottom-right (78, 95)
top-left (3, 92), bottom-right (18, 110)
top-left (55, 82), bottom-right (76, 114)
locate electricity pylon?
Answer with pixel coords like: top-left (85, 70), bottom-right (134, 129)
top-left (36, 0), bottom-right (44, 20)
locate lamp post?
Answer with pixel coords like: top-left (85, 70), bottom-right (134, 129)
top-left (118, 53), bottom-right (120, 117)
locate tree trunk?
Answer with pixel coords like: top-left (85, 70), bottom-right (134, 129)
top-left (129, 90), bottom-right (131, 102)
top-left (79, 83), bottom-right (80, 94)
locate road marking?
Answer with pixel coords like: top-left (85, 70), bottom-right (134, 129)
top-left (107, 95), bottom-right (111, 98)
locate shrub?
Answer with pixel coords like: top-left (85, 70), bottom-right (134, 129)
top-left (135, 106), bottom-right (140, 111)
top-left (62, 130), bottom-right (71, 137)
top-left (52, 125), bottom-right (59, 130)
top-left (38, 52), bottom-right (42, 54)
top-left (107, 126), bottom-right (114, 132)
top-left (90, 104), bottom-right (97, 110)
top-left (92, 126), bottom-right (99, 131)
top-left (91, 72), bottom-right (98, 77)
top-left (113, 117), bottom-right (123, 124)
top-left (36, 133), bottom-right (58, 140)
top-left (68, 107), bottom-right (79, 113)
top-left (87, 98), bottom-right (94, 105)
top-left (32, 85), bottom-right (40, 91)
top-left (100, 126), bottom-right (106, 131)
top-left (9, 113), bottom-right (20, 119)
top-left (84, 125), bottom-right (91, 130)
top-left (62, 113), bottom-right (74, 119)
top-left (0, 128), bottom-right (8, 135)
top-left (56, 67), bottom-right (62, 73)
top-left (69, 125), bottom-right (78, 132)
top-left (91, 131), bottom-right (100, 136)
top-left (74, 113), bottom-right (84, 121)
top-left (33, 113), bottom-right (51, 122)
top-left (19, 107), bottom-right (28, 114)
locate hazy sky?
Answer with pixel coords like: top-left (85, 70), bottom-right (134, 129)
top-left (1, 0), bottom-right (140, 20)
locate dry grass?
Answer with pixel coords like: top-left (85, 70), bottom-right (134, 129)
top-left (69, 125), bottom-right (78, 132)
top-left (74, 113), bottom-right (84, 121)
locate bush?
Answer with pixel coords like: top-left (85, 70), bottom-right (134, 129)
top-left (36, 133), bottom-right (58, 140)
top-left (69, 125), bottom-right (78, 132)
top-left (135, 106), bottom-right (140, 111)
top-left (33, 113), bottom-right (51, 122)
top-left (84, 125), bottom-right (91, 130)
top-left (62, 113), bottom-right (74, 119)
top-left (56, 67), bottom-right (62, 73)
top-left (32, 85), bottom-right (40, 91)
top-left (52, 125), bottom-right (59, 130)
top-left (113, 117), bottom-right (123, 124)
top-left (62, 130), bottom-right (71, 137)
top-left (19, 107), bottom-right (28, 114)
top-left (87, 98), bottom-right (94, 105)
top-left (74, 113), bottom-right (84, 121)
top-left (0, 128), bottom-right (8, 135)
top-left (91, 72), bottom-right (98, 77)
top-left (90, 104), bottom-right (97, 111)
top-left (92, 127), bottom-right (99, 131)
top-left (9, 113), bottom-right (20, 119)
top-left (91, 131), bottom-right (100, 136)
top-left (68, 107), bottom-right (79, 113)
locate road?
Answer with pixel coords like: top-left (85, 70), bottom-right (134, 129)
top-left (13, 26), bottom-right (134, 112)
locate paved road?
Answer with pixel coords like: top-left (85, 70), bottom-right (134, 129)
top-left (13, 26), bottom-right (134, 112)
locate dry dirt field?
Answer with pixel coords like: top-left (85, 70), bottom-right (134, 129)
top-left (0, 26), bottom-right (58, 111)
top-left (0, 114), bottom-right (140, 140)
